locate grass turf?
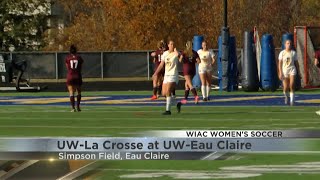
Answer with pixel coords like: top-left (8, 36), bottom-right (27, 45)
top-left (1, 90), bottom-right (320, 179)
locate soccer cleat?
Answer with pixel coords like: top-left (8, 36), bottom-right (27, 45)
top-left (194, 96), bottom-right (199, 104)
top-left (207, 96), bottom-right (210, 101)
top-left (77, 107), bottom-right (81, 112)
top-left (203, 98), bottom-right (208, 102)
top-left (181, 99), bottom-right (187, 104)
top-left (177, 102), bottom-right (182, 113)
top-left (316, 110), bottom-right (320, 116)
top-left (71, 109), bottom-right (77, 112)
top-left (162, 111), bottom-right (171, 115)
top-left (151, 95), bottom-right (158, 100)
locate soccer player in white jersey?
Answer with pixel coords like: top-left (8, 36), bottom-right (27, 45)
top-left (278, 40), bottom-right (301, 106)
top-left (197, 41), bottom-right (215, 101)
top-left (153, 40), bottom-right (182, 115)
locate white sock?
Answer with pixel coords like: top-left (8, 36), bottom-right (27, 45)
top-left (283, 91), bottom-right (288, 98)
top-left (290, 92), bottom-right (294, 103)
top-left (201, 85), bottom-right (207, 99)
top-left (206, 86), bottom-right (210, 98)
top-left (166, 96), bottom-right (171, 111)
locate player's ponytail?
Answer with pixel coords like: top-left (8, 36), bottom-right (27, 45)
top-left (184, 41), bottom-right (193, 57)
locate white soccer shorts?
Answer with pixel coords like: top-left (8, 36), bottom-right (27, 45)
top-left (163, 75), bottom-right (179, 84)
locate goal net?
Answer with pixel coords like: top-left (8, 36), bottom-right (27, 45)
top-left (294, 26), bottom-right (320, 88)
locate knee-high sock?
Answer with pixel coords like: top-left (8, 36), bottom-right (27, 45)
top-left (70, 96), bottom-right (75, 109)
top-left (206, 86), bottom-right (210, 98)
top-left (283, 91), bottom-right (289, 98)
top-left (201, 86), bottom-right (207, 99)
top-left (191, 88), bottom-right (197, 97)
top-left (166, 96), bottom-right (172, 111)
top-left (153, 87), bottom-right (157, 96)
top-left (76, 94), bottom-right (81, 108)
top-left (184, 89), bottom-right (190, 99)
top-left (156, 86), bottom-right (161, 95)
top-left (290, 92), bottom-right (294, 103)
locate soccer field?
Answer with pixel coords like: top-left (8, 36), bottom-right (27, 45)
top-left (1, 90), bottom-right (320, 179)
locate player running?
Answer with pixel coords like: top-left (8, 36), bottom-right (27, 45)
top-left (153, 40), bottom-right (182, 115)
top-left (179, 41), bottom-right (200, 104)
top-left (150, 40), bottom-right (165, 100)
top-left (65, 45), bottom-right (84, 112)
top-left (197, 41), bottom-right (215, 101)
top-left (278, 40), bottom-right (301, 106)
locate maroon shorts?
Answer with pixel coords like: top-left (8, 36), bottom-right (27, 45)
top-left (183, 69), bottom-right (196, 77)
top-left (66, 78), bottom-right (82, 86)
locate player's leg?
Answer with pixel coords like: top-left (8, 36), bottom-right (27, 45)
top-left (189, 74), bottom-right (199, 104)
top-left (163, 81), bottom-right (171, 115)
top-left (282, 78), bottom-right (289, 105)
top-left (67, 85), bottom-right (76, 112)
top-left (161, 82), bottom-right (167, 97)
top-left (157, 74), bottom-right (163, 98)
top-left (205, 70), bottom-right (212, 101)
top-left (151, 74), bottom-right (158, 100)
top-left (75, 85), bottom-right (82, 112)
top-left (289, 74), bottom-right (295, 106)
top-left (199, 70), bottom-right (207, 101)
top-left (182, 75), bottom-right (190, 104)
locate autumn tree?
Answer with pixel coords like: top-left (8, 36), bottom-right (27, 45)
top-left (45, 0), bottom-right (320, 51)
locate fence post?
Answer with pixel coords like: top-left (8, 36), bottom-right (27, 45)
top-left (147, 51), bottom-right (150, 80)
top-left (55, 52), bottom-right (58, 80)
top-left (101, 52), bottom-right (104, 79)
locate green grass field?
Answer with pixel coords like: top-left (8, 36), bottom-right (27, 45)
top-left (1, 90), bottom-right (320, 179)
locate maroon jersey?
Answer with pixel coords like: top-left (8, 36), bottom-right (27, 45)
top-left (153, 49), bottom-right (165, 75)
top-left (315, 50), bottom-right (320, 60)
top-left (65, 54), bottom-right (83, 86)
top-left (181, 50), bottom-right (199, 76)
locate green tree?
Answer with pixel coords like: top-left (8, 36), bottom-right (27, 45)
top-left (0, 0), bottom-right (51, 51)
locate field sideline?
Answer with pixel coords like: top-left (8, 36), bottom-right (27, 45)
top-left (1, 90), bottom-right (320, 179)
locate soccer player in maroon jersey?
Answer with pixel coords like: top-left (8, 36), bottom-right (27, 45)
top-left (314, 49), bottom-right (320, 115)
top-left (150, 40), bottom-right (165, 100)
top-left (65, 45), bottom-right (84, 112)
top-left (179, 41), bottom-right (200, 104)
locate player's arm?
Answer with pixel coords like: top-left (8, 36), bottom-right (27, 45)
top-left (153, 61), bottom-right (164, 78)
top-left (314, 52), bottom-right (319, 67)
top-left (196, 50), bottom-right (201, 63)
top-left (211, 52), bottom-right (216, 65)
top-left (278, 52), bottom-right (283, 80)
top-left (65, 58), bottom-right (68, 69)
top-left (151, 52), bottom-right (156, 63)
top-left (195, 51), bottom-right (200, 63)
top-left (79, 56), bottom-right (84, 71)
top-left (179, 53), bottom-right (183, 63)
top-left (278, 59), bottom-right (283, 80)
top-left (196, 57), bottom-right (200, 63)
